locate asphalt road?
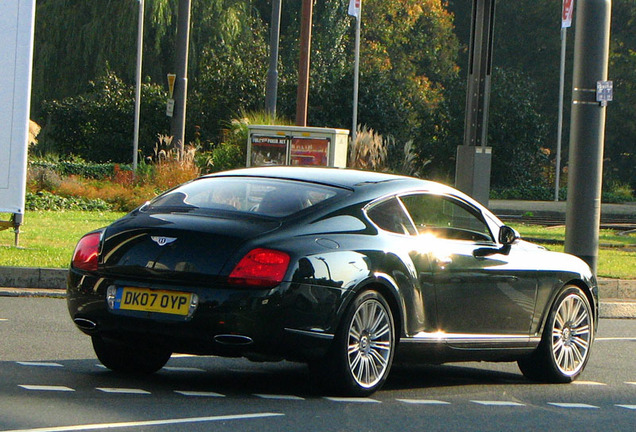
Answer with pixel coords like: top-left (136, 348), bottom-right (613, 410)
top-left (0, 297), bottom-right (634, 432)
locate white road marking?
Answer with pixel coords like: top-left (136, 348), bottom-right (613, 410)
top-left (596, 337), bottom-right (636, 341)
top-left (254, 394), bottom-right (305, 401)
top-left (548, 403), bottom-right (599, 409)
top-left (324, 397), bottom-right (381, 403)
top-left (471, 400), bottom-right (525, 407)
top-left (616, 405), bottom-right (636, 410)
top-left (17, 362), bottom-right (63, 368)
top-left (626, 382), bottom-right (636, 386)
top-left (0, 412), bottom-right (284, 432)
top-left (573, 381), bottom-right (607, 386)
top-left (163, 366), bottom-right (206, 372)
top-left (396, 399), bottom-right (451, 405)
top-left (174, 391), bottom-right (225, 398)
top-left (19, 385), bottom-right (74, 392)
top-left (0, 318), bottom-right (8, 321)
top-left (96, 388), bottom-right (150, 395)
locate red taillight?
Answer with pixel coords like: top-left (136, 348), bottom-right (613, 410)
top-left (228, 248), bottom-right (291, 288)
top-left (71, 232), bottom-right (101, 272)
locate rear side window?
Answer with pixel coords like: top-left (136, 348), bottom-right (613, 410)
top-left (366, 197), bottom-right (417, 235)
top-left (145, 177), bottom-right (346, 218)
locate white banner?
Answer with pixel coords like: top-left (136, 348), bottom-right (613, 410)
top-left (348, 0), bottom-right (361, 19)
top-left (562, 0), bottom-right (574, 28)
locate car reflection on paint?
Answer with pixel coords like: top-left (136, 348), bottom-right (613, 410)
top-left (67, 167), bottom-right (597, 396)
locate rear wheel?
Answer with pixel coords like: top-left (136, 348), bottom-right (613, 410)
top-left (316, 290), bottom-right (395, 396)
top-left (518, 285), bottom-right (593, 382)
top-left (92, 336), bottom-right (172, 374)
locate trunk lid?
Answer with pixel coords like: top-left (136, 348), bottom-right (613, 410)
top-left (99, 211), bottom-right (280, 284)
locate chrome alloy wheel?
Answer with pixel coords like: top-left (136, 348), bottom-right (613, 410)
top-left (347, 298), bottom-right (393, 388)
top-left (551, 293), bottom-right (592, 376)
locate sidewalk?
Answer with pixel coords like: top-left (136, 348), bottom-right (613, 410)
top-left (0, 266), bottom-right (634, 319)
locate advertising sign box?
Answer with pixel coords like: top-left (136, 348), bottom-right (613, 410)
top-left (0, 0), bottom-right (35, 215)
top-left (247, 126), bottom-right (348, 168)
top-left (0, 0), bottom-right (36, 244)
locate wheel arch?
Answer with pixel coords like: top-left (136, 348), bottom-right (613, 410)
top-left (536, 277), bottom-right (598, 338)
top-left (565, 278), bottom-right (599, 329)
top-left (346, 274), bottom-right (405, 346)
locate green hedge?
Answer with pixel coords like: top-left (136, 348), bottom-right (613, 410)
top-left (26, 191), bottom-right (112, 211)
top-left (29, 160), bottom-right (131, 180)
top-left (491, 185), bottom-right (634, 203)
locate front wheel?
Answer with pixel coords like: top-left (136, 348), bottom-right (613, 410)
top-left (518, 285), bottom-right (594, 382)
top-left (316, 290), bottom-right (396, 396)
top-left (92, 336), bottom-right (172, 374)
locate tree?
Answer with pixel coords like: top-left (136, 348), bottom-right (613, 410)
top-left (39, 70), bottom-right (169, 162)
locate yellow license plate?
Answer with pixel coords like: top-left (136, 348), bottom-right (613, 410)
top-left (114, 287), bottom-right (192, 316)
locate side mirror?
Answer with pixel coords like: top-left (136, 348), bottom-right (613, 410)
top-left (498, 225), bottom-right (520, 245)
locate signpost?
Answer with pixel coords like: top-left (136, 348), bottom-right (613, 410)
top-left (166, 73), bottom-right (176, 117)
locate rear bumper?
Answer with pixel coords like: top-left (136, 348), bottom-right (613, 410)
top-left (67, 268), bottom-right (341, 362)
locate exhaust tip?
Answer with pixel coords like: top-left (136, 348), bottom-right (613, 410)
top-left (73, 317), bottom-right (98, 331)
top-left (213, 334), bottom-right (253, 346)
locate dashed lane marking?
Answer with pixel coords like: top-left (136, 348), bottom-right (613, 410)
top-left (616, 405), bottom-right (636, 410)
top-left (0, 412), bottom-right (285, 432)
top-left (162, 366), bottom-right (206, 372)
top-left (548, 403), bottom-right (599, 409)
top-left (174, 391), bottom-right (225, 398)
top-left (17, 362), bottom-right (63, 368)
top-left (0, 318), bottom-right (8, 321)
top-left (19, 385), bottom-right (74, 392)
top-left (573, 381), bottom-right (607, 386)
top-left (596, 337), bottom-right (636, 341)
top-left (471, 401), bottom-right (526, 407)
top-left (96, 388), bottom-right (150, 395)
top-left (323, 397), bottom-right (381, 403)
top-left (626, 382), bottom-right (636, 386)
top-left (254, 394), bottom-right (305, 401)
top-left (396, 399), bottom-right (451, 405)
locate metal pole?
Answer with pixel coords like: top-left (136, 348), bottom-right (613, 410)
top-left (564, 0), bottom-right (612, 274)
top-left (265, 0), bottom-right (282, 117)
top-left (351, 6), bottom-right (361, 145)
top-left (170, 0), bottom-right (191, 146)
top-left (132, 0), bottom-right (144, 172)
top-left (555, 27), bottom-right (567, 201)
top-left (295, 0), bottom-right (313, 127)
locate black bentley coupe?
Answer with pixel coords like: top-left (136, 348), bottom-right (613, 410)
top-left (68, 167), bottom-right (597, 395)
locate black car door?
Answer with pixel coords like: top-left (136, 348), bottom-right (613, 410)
top-left (400, 193), bottom-right (537, 339)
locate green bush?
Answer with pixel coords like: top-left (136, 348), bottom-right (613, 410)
top-left (29, 159), bottom-right (126, 180)
top-left (26, 191), bottom-right (112, 211)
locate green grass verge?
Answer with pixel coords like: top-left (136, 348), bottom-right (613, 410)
top-left (507, 223), bottom-right (635, 279)
top-left (0, 211), bottom-right (125, 268)
top-left (0, 212), bottom-right (633, 279)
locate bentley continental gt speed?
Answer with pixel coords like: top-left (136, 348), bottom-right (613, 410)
top-left (67, 167), bottom-right (598, 396)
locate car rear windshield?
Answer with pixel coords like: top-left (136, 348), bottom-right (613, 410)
top-left (144, 176), bottom-right (348, 218)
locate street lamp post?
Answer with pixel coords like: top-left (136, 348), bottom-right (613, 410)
top-left (132, 0), bottom-right (144, 172)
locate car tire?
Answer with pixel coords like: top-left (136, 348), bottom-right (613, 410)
top-left (316, 289), bottom-right (395, 396)
top-left (92, 336), bottom-right (172, 374)
top-left (518, 285), bottom-right (594, 383)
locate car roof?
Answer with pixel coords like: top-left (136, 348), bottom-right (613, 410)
top-left (208, 166), bottom-right (452, 194)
